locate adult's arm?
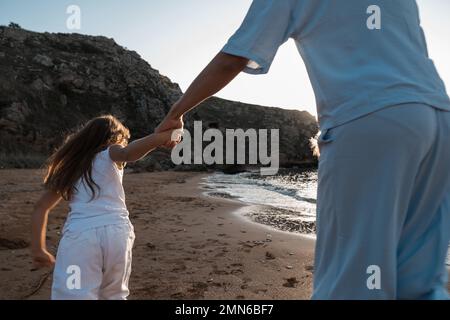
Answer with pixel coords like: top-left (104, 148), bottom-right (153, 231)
top-left (156, 52), bottom-right (248, 132)
top-left (156, 0), bottom-right (295, 134)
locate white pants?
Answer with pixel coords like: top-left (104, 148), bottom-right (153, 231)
top-left (52, 223), bottom-right (135, 300)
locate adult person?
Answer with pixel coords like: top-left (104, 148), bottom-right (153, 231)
top-left (156, 0), bottom-right (450, 299)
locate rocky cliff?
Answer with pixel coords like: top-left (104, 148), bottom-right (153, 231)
top-left (0, 26), bottom-right (318, 170)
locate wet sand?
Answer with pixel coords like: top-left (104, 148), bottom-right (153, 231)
top-left (0, 169), bottom-right (315, 299)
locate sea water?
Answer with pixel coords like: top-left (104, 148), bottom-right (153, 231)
top-left (205, 169), bottom-right (450, 266)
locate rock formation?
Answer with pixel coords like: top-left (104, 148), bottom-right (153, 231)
top-left (0, 26), bottom-right (318, 170)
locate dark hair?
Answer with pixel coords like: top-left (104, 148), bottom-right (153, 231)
top-left (44, 115), bottom-right (130, 200)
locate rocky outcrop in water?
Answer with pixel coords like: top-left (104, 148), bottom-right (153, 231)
top-left (0, 26), bottom-right (318, 169)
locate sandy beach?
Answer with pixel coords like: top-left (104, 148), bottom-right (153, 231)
top-left (0, 169), bottom-right (315, 300)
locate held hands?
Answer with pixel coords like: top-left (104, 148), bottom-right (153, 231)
top-left (32, 248), bottom-right (56, 269)
top-left (155, 110), bottom-right (184, 149)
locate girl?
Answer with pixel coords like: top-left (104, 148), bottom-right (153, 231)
top-left (31, 114), bottom-right (179, 300)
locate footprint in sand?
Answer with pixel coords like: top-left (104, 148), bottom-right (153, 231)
top-left (217, 233), bottom-right (229, 238)
top-left (212, 269), bottom-right (229, 275)
top-left (190, 243), bottom-right (206, 249)
top-left (305, 265), bottom-right (314, 273)
top-left (283, 277), bottom-right (299, 288)
top-left (209, 282), bottom-right (222, 288)
top-left (211, 265), bottom-right (229, 275)
top-left (265, 251), bottom-right (276, 260)
top-left (0, 238), bottom-right (29, 250)
top-left (252, 288), bottom-right (268, 294)
top-left (171, 263), bottom-right (187, 272)
top-left (186, 282), bottom-right (209, 298)
top-left (170, 292), bottom-right (184, 299)
top-left (190, 223), bottom-right (203, 226)
top-left (230, 269), bottom-right (244, 275)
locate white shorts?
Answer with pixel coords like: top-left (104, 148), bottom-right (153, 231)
top-left (51, 223), bottom-right (135, 300)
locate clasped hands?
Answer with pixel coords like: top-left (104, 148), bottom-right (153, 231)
top-left (155, 106), bottom-right (184, 149)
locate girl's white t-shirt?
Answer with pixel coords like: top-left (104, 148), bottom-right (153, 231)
top-left (62, 147), bottom-right (130, 233)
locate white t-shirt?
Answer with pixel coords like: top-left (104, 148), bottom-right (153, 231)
top-left (222, 0), bottom-right (450, 131)
top-left (63, 147), bottom-right (130, 233)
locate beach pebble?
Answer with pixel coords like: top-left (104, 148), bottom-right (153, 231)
top-left (286, 265), bottom-right (293, 269)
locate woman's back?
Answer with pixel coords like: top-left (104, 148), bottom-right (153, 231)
top-left (222, 0), bottom-right (450, 131)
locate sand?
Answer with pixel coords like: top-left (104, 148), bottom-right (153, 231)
top-left (0, 169), bottom-right (315, 300)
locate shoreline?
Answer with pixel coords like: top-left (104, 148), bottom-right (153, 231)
top-left (134, 172), bottom-right (316, 299)
top-left (203, 192), bottom-right (318, 242)
top-left (201, 172), bottom-right (450, 292)
top-left (203, 170), bottom-right (318, 236)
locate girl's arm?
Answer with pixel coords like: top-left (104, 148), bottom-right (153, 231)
top-left (109, 129), bottom-right (177, 163)
top-left (156, 52), bottom-right (248, 133)
top-left (31, 190), bottom-right (62, 268)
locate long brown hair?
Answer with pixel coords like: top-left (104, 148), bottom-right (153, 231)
top-left (44, 115), bottom-right (130, 200)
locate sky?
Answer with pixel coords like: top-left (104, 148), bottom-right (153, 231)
top-left (1, 0), bottom-right (449, 117)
